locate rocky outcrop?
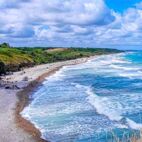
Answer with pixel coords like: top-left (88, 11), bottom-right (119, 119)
top-left (0, 62), bottom-right (34, 76)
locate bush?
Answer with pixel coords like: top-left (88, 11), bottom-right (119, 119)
top-left (0, 43), bottom-right (11, 48)
top-left (0, 62), bottom-right (6, 75)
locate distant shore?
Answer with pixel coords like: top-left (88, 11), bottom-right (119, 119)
top-left (0, 56), bottom-right (92, 142)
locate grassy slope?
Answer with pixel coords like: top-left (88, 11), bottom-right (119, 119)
top-left (0, 47), bottom-right (121, 75)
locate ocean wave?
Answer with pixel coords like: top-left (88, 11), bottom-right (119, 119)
top-left (75, 83), bottom-right (142, 130)
top-left (126, 118), bottom-right (142, 130)
top-left (21, 51), bottom-right (142, 141)
top-left (109, 64), bottom-right (140, 71)
top-left (85, 86), bottom-right (123, 121)
top-left (44, 66), bottom-right (69, 82)
top-left (73, 83), bottom-right (122, 121)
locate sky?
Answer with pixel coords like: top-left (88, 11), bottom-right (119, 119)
top-left (0, 0), bottom-right (142, 49)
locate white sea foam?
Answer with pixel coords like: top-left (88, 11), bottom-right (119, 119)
top-left (126, 118), bottom-right (142, 130)
top-left (74, 83), bottom-right (142, 130)
top-left (90, 53), bottom-right (142, 79)
top-left (118, 72), bottom-right (142, 79)
top-left (74, 83), bottom-right (123, 121)
top-left (109, 64), bottom-right (140, 71)
top-left (80, 84), bottom-right (142, 130)
top-left (44, 66), bottom-right (68, 82)
top-left (85, 86), bottom-right (123, 121)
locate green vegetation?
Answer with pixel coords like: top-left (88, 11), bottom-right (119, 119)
top-left (0, 43), bottom-right (11, 48)
top-left (0, 43), bottom-right (122, 75)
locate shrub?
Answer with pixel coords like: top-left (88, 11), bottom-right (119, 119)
top-left (0, 62), bottom-right (6, 75)
top-left (0, 43), bottom-right (11, 48)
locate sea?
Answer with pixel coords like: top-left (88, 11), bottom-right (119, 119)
top-left (21, 51), bottom-right (142, 142)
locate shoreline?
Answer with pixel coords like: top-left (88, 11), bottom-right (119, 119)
top-left (15, 67), bottom-right (62, 142)
top-left (15, 58), bottom-right (91, 142)
top-left (15, 55), bottom-right (142, 142)
top-left (0, 57), bottom-right (91, 142)
top-left (1, 53), bottom-right (141, 142)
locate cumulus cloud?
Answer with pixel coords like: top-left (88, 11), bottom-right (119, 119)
top-left (0, 0), bottom-right (142, 48)
top-left (97, 5), bottom-right (142, 47)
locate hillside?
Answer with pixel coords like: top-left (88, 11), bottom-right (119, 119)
top-left (0, 43), bottom-right (122, 75)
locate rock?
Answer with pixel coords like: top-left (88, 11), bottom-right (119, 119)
top-left (5, 86), bottom-right (11, 89)
top-left (20, 71), bottom-right (26, 75)
top-left (14, 85), bottom-right (20, 89)
top-left (5, 84), bottom-right (20, 90)
top-left (23, 76), bottom-right (29, 81)
top-left (0, 80), bottom-right (6, 88)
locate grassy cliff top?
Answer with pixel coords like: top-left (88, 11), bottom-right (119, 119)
top-left (0, 43), bottom-right (122, 75)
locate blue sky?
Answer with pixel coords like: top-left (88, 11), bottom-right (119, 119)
top-left (0, 0), bottom-right (142, 49)
top-left (106, 0), bottom-right (142, 12)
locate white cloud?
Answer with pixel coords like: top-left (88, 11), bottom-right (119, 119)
top-left (0, 0), bottom-right (115, 40)
top-left (0, 0), bottom-right (142, 49)
top-left (88, 4), bottom-right (142, 47)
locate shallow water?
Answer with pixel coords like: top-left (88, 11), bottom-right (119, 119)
top-left (22, 51), bottom-right (142, 142)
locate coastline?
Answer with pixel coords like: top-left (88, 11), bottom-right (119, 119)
top-left (0, 57), bottom-right (91, 142)
top-left (15, 67), bottom-right (61, 142)
top-left (1, 53), bottom-right (141, 142)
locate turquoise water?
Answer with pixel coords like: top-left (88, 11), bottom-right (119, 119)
top-left (22, 51), bottom-right (142, 142)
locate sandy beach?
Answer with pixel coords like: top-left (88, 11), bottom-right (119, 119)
top-left (0, 57), bottom-right (90, 142)
top-left (1, 55), bottom-right (141, 142)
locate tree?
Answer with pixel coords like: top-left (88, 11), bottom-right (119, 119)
top-left (0, 43), bottom-right (11, 48)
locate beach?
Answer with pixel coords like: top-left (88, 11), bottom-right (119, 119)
top-left (0, 57), bottom-right (90, 142)
top-left (0, 0), bottom-right (140, 140)
top-left (1, 53), bottom-right (142, 142)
